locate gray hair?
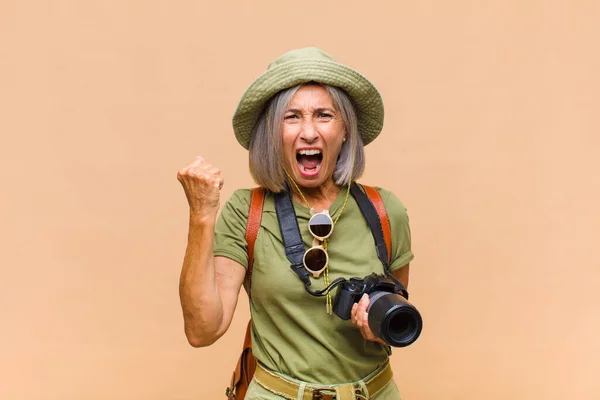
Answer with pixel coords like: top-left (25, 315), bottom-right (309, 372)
top-left (248, 82), bottom-right (365, 192)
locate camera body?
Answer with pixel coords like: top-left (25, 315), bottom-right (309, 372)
top-left (333, 273), bottom-right (396, 319)
top-left (333, 273), bottom-right (423, 347)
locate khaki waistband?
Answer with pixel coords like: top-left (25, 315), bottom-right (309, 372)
top-left (254, 362), bottom-right (393, 400)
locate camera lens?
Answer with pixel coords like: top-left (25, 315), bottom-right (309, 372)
top-left (389, 315), bottom-right (413, 341)
top-left (367, 291), bottom-right (423, 347)
top-left (386, 308), bottom-right (421, 345)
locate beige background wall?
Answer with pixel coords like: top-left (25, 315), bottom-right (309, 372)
top-left (1, 1), bottom-right (599, 399)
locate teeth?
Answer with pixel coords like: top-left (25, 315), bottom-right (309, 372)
top-left (298, 149), bottom-right (321, 155)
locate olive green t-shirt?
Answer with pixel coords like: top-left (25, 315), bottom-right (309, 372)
top-left (214, 185), bottom-right (414, 384)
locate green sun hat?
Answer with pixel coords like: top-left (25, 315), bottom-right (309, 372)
top-left (232, 47), bottom-right (385, 150)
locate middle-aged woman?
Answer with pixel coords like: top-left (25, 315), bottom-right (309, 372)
top-left (177, 48), bottom-right (415, 399)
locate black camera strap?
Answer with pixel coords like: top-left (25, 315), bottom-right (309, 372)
top-left (273, 189), bottom-right (311, 287)
top-left (274, 182), bottom-right (408, 298)
top-left (349, 183), bottom-right (389, 269)
top-left (350, 183), bottom-right (408, 299)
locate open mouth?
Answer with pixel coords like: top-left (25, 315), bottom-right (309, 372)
top-left (296, 149), bottom-right (323, 178)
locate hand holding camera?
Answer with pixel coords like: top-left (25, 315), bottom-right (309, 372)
top-left (333, 273), bottom-right (423, 347)
top-left (350, 294), bottom-right (387, 345)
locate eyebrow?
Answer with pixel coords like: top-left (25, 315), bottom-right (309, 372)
top-left (285, 107), bottom-right (336, 113)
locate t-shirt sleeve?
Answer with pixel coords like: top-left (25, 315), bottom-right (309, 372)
top-left (213, 189), bottom-right (252, 270)
top-left (379, 189), bottom-right (414, 272)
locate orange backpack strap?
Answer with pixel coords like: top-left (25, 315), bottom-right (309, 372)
top-left (362, 185), bottom-right (392, 265)
top-left (244, 187), bottom-right (265, 296)
top-left (227, 188), bottom-right (264, 400)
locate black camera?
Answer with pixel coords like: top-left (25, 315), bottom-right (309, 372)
top-left (333, 273), bottom-right (423, 347)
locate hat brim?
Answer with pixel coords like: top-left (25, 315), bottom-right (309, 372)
top-left (232, 59), bottom-right (384, 150)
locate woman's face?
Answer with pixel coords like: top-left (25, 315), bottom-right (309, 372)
top-left (282, 84), bottom-right (346, 189)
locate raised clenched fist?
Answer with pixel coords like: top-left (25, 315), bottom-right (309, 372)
top-left (177, 156), bottom-right (224, 217)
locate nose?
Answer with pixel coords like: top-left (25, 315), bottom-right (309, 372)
top-left (299, 119), bottom-right (318, 143)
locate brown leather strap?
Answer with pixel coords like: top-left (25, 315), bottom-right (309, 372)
top-left (227, 188), bottom-right (264, 399)
top-left (362, 185), bottom-right (392, 265)
top-left (244, 187), bottom-right (265, 296)
top-left (227, 320), bottom-right (256, 399)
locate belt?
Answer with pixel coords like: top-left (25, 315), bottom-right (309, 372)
top-left (254, 362), bottom-right (393, 400)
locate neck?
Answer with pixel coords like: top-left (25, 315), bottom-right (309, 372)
top-left (291, 178), bottom-right (341, 212)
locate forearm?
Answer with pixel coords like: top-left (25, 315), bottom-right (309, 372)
top-left (179, 212), bottom-right (224, 347)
